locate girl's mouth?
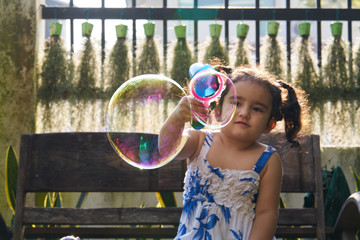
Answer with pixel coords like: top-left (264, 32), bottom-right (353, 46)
top-left (235, 121), bottom-right (250, 127)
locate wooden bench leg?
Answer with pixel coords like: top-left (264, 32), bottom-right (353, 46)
top-left (0, 213), bottom-right (11, 240)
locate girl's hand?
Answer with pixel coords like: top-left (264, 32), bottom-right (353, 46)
top-left (173, 96), bottom-right (208, 124)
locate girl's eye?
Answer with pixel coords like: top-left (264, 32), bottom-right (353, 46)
top-left (253, 107), bottom-right (263, 112)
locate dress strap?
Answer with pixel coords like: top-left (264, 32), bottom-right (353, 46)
top-left (253, 145), bottom-right (276, 174)
top-left (198, 131), bottom-right (213, 157)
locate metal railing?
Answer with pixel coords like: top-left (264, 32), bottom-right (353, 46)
top-left (41, 0), bottom-right (359, 71)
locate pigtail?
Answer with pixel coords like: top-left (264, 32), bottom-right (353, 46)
top-left (214, 65), bottom-right (234, 75)
top-left (278, 81), bottom-right (302, 146)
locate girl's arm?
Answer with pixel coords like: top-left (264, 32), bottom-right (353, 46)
top-left (249, 152), bottom-right (282, 240)
top-left (158, 96), bottom-right (207, 160)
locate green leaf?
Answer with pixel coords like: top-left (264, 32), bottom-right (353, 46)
top-left (5, 146), bottom-right (18, 214)
top-left (44, 193), bottom-right (52, 207)
top-left (350, 165), bottom-right (360, 192)
top-left (76, 192), bottom-right (89, 208)
top-left (279, 197), bottom-right (286, 208)
top-left (44, 192), bottom-right (62, 208)
top-left (54, 192), bottom-right (62, 208)
top-left (156, 192), bottom-right (177, 207)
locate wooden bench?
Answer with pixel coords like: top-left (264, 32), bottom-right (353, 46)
top-left (9, 132), bottom-right (360, 239)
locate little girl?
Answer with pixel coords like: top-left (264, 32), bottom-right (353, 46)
top-left (160, 65), bottom-right (307, 240)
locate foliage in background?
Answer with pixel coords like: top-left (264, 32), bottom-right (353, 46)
top-left (350, 166), bottom-right (360, 192)
top-left (353, 42), bottom-right (360, 88)
top-left (292, 37), bottom-right (319, 92)
top-left (105, 37), bottom-right (131, 98)
top-left (137, 36), bottom-right (161, 75)
top-left (37, 35), bottom-right (71, 130)
top-left (234, 38), bottom-right (251, 67)
top-left (156, 192), bottom-right (177, 208)
top-left (203, 37), bottom-right (229, 65)
top-left (74, 37), bottom-right (100, 101)
top-left (5, 146), bottom-right (18, 226)
top-left (67, 50), bottom-right (76, 95)
top-left (261, 35), bottom-right (287, 81)
top-left (322, 37), bottom-right (351, 91)
top-left (0, 0), bottom-right (35, 227)
top-left (170, 38), bottom-right (193, 87)
top-left (37, 36), bottom-right (70, 105)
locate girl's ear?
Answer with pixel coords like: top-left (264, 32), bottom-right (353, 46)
top-left (264, 119), bottom-right (276, 133)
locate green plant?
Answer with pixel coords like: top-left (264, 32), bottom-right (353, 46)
top-left (261, 35), bottom-right (287, 81)
top-left (156, 192), bottom-right (177, 208)
top-left (234, 38), bottom-right (251, 67)
top-left (292, 36), bottom-right (319, 91)
top-left (74, 36), bottom-right (99, 101)
top-left (137, 36), bottom-right (161, 75)
top-left (349, 166), bottom-right (360, 239)
top-left (203, 36), bottom-right (229, 65)
top-left (37, 35), bottom-right (71, 130)
top-left (170, 38), bottom-right (193, 87)
top-left (322, 37), bottom-right (351, 91)
top-left (353, 42), bottom-right (360, 87)
top-left (44, 192), bottom-right (62, 208)
top-left (67, 50), bottom-right (76, 97)
top-left (350, 165), bottom-right (360, 192)
top-left (5, 146), bottom-right (18, 225)
top-left (37, 35), bottom-right (70, 105)
top-left (105, 37), bottom-right (130, 97)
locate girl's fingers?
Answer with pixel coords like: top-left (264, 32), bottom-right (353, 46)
top-left (177, 96), bottom-right (209, 122)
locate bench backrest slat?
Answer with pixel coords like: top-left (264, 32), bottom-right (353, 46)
top-left (21, 132), bottom-right (186, 193)
top-left (20, 132), bottom-right (318, 193)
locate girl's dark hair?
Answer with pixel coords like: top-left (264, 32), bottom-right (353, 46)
top-left (214, 64), bottom-right (308, 146)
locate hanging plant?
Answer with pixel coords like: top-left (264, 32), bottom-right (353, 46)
top-left (234, 23), bottom-right (251, 67)
top-left (105, 24), bottom-right (131, 98)
top-left (170, 25), bottom-right (193, 87)
top-left (203, 23), bottom-right (229, 65)
top-left (37, 23), bottom-right (70, 105)
top-left (292, 22), bottom-right (319, 93)
top-left (67, 49), bottom-right (76, 96)
top-left (37, 23), bottom-right (71, 131)
top-left (261, 21), bottom-right (287, 81)
top-left (353, 39), bottom-right (360, 88)
top-left (74, 22), bottom-right (99, 101)
top-left (137, 22), bottom-right (161, 75)
top-left (322, 22), bottom-right (351, 93)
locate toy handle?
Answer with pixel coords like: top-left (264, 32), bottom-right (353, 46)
top-left (189, 63), bottom-right (215, 130)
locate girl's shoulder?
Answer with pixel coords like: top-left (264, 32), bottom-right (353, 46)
top-left (257, 146), bottom-right (282, 179)
top-left (188, 129), bottom-right (207, 161)
top-left (177, 129), bottom-right (208, 161)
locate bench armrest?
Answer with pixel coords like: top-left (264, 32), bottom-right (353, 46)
top-left (333, 191), bottom-right (360, 240)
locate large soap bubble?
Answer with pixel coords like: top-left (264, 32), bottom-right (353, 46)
top-left (105, 74), bottom-right (189, 170)
top-left (189, 68), bottom-right (237, 129)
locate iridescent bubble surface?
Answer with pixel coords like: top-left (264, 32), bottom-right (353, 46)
top-left (105, 74), bottom-right (189, 169)
top-left (189, 69), bottom-right (237, 129)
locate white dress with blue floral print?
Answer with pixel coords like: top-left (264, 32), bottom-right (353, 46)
top-left (175, 131), bottom-right (277, 240)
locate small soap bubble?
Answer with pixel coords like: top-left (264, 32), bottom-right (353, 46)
top-left (189, 69), bottom-right (237, 129)
top-left (105, 74), bottom-right (189, 169)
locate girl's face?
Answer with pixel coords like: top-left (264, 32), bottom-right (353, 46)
top-left (221, 80), bottom-right (274, 142)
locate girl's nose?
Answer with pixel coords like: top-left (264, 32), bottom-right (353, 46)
top-left (238, 106), bottom-right (250, 119)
